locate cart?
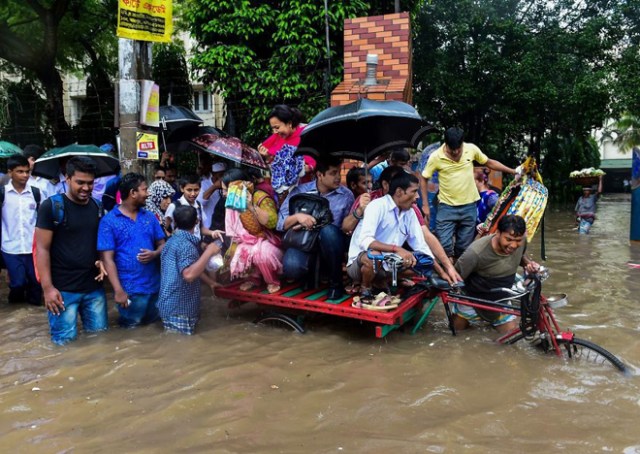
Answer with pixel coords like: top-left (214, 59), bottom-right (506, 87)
top-left (215, 280), bottom-right (433, 338)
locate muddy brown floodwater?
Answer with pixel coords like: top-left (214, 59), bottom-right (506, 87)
top-left (1, 194), bottom-right (639, 453)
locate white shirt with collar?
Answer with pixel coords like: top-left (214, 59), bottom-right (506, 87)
top-left (347, 194), bottom-right (432, 266)
top-left (28, 175), bottom-right (56, 200)
top-left (196, 176), bottom-right (216, 229)
top-left (53, 173), bottom-right (67, 195)
top-left (165, 195), bottom-right (203, 239)
top-left (1, 182), bottom-right (40, 254)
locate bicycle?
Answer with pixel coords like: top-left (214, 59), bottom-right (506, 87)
top-left (415, 267), bottom-right (628, 374)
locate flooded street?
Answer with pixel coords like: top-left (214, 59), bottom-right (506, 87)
top-left (1, 194), bottom-right (639, 453)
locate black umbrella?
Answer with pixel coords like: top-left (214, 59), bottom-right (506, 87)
top-left (161, 125), bottom-right (228, 155)
top-left (159, 105), bottom-right (204, 135)
top-left (165, 125), bottom-right (227, 145)
top-left (296, 99), bottom-right (437, 162)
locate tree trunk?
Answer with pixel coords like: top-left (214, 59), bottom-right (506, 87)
top-left (38, 68), bottom-right (72, 145)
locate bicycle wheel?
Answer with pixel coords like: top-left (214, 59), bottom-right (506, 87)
top-left (556, 337), bottom-right (627, 374)
top-left (254, 312), bottom-right (305, 333)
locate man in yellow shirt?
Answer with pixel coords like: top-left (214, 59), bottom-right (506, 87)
top-left (420, 127), bottom-right (517, 261)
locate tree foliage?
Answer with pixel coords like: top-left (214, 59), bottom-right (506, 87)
top-left (0, 79), bottom-right (47, 146)
top-left (608, 113), bottom-right (640, 152)
top-left (183, 0), bottom-right (420, 144)
top-left (413, 0), bottom-right (623, 179)
top-left (183, 0), bottom-right (376, 144)
top-left (153, 42), bottom-right (194, 108)
top-left (0, 0), bottom-right (117, 145)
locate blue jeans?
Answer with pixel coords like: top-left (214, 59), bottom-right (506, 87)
top-left (436, 202), bottom-right (477, 258)
top-left (2, 252), bottom-right (42, 305)
top-left (48, 288), bottom-right (108, 345)
top-left (118, 293), bottom-right (159, 327)
top-left (427, 192), bottom-right (438, 232)
top-left (282, 224), bottom-right (347, 287)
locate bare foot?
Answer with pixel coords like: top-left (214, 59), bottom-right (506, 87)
top-left (266, 284), bottom-right (280, 294)
top-left (239, 281), bottom-right (258, 291)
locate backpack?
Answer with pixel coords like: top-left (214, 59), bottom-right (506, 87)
top-left (0, 184), bottom-right (41, 211)
top-left (32, 193), bottom-right (104, 282)
top-left (0, 185), bottom-right (41, 269)
top-left (48, 193), bottom-right (105, 228)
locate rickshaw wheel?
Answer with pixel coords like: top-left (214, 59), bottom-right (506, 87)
top-left (254, 312), bottom-right (305, 333)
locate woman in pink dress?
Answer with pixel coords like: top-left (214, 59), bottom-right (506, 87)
top-left (223, 169), bottom-right (283, 294)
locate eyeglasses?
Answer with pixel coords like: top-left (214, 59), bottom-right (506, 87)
top-left (155, 176), bottom-right (165, 180)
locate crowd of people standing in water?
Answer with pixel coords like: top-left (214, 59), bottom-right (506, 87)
top-left (3, 104), bottom-right (544, 345)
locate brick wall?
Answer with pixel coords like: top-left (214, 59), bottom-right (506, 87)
top-left (331, 12), bottom-right (413, 178)
top-left (331, 12), bottom-right (412, 107)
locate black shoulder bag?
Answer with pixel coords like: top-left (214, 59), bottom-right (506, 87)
top-left (282, 193), bottom-right (333, 253)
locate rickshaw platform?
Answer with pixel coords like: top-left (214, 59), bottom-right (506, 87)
top-left (215, 280), bottom-right (432, 338)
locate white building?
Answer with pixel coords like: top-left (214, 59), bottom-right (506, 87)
top-left (62, 34), bottom-right (226, 131)
top-left (593, 122), bottom-right (633, 192)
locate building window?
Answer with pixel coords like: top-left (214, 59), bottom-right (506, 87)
top-left (69, 97), bottom-right (85, 126)
top-left (193, 90), bottom-right (211, 112)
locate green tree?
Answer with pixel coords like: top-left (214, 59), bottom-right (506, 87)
top-left (183, 0), bottom-right (374, 144)
top-left (413, 0), bottom-right (623, 179)
top-left (0, 78), bottom-right (46, 146)
top-left (153, 42), bottom-right (194, 108)
top-left (0, 0), bottom-right (117, 144)
top-left (182, 0), bottom-right (422, 142)
top-left (609, 113), bottom-right (640, 152)
top-left (612, 0), bottom-right (640, 116)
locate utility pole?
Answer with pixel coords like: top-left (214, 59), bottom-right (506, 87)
top-left (118, 38), bottom-right (153, 176)
top-left (632, 148), bottom-right (640, 242)
top-left (324, 0), bottom-right (332, 106)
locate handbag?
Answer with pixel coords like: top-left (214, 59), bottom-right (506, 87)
top-left (281, 192), bottom-right (333, 252)
top-left (239, 191), bottom-right (270, 237)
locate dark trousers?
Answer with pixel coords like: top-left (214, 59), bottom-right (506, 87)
top-left (2, 252), bottom-right (42, 305)
top-left (282, 224), bottom-right (347, 288)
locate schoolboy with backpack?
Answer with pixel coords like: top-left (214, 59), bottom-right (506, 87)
top-left (1, 154), bottom-right (43, 305)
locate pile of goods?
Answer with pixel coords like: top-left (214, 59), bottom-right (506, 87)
top-left (570, 168), bottom-right (605, 186)
top-left (477, 157), bottom-right (548, 241)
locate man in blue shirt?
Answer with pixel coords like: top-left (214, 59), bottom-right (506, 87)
top-left (98, 173), bottom-right (166, 327)
top-left (369, 148), bottom-right (410, 185)
top-left (277, 155), bottom-right (354, 299)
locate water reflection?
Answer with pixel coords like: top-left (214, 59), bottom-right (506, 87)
top-left (0, 194), bottom-right (638, 452)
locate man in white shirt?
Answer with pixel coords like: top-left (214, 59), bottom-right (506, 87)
top-left (1, 154), bottom-right (42, 305)
top-left (197, 161), bottom-right (226, 230)
top-left (24, 144), bottom-right (56, 199)
top-left (0, 144), bottom-right (55, 198)
top-left (347, 171), bottom-right (433, 301)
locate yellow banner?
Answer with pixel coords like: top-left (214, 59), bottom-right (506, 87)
top-left (117, 0), bottom-right (172, 43)
top-left (140, 81), bottom-right (160, 127)
top-left (136, 131), bottom-right (159, 160)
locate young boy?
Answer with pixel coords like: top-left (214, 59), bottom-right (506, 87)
top-left (346, 167), bottom-right (372, 199)
top-left (157, 205), bottom-right (222, 334)
top-left (1, 154), bottom-right (43, 305)
top-left (164, 174), bottom-right (218, 241)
